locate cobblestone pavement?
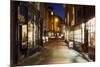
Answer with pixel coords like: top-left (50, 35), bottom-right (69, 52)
top-left (18, 39), bottom-right (88, 66)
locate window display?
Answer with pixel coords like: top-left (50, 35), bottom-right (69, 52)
top-left (33, 22), bottom-right (37, 46)
top-left (81, 23), bottom-right (85, 43)
top-left (22, 25), bottom-right (27, 48)
top-left (72, 23), bottom-right (85, 44)
top-left (86, 17), bottom-right (95, 47)
top-left (74, 29), bottom-right (81, 43)
top-left (28, 20), bottom-right (33, 48)
top-left (69, 31), bottom-right (73, 40)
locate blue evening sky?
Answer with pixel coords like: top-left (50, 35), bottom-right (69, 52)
top-left (48, 3), bottom-right (64, 19)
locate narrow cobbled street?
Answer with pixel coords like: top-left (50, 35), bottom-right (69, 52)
top-left (19, 39), bottom-right (88, 66)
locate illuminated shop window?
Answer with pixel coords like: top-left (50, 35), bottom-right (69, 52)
top-left (69, 31), bottom-right (73, 40)
top-left (86, 17), bottom-right (95, 47)
top-left (33, 22), bottom-right (37, 46)
top-left (81, 23), bottom-right (85, 43)
top-left (66, 30), bottom-right (69, 41)
top-left (72, 23), bottom-right (85, 44)
top-left (74, 29), bottom-right (81, 43)
top-left (28, 20), bottom-right (33, 48)
top-left (22, 25), bottom-right (27, 48)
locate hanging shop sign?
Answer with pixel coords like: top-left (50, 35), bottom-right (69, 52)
top-left (18, 14), bottom-right (25, 23)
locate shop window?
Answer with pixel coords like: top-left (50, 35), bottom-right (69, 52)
top-left (28, 20), bottom-right (33, 48)
top-left (81, 23), bottom-right (85, 44)
top-left (86, 17), bottom-right (95, 47)
top-left (74, 29), bottom-right (81, 43)
top-left (33, 22), bottom-right (37, 46)
top-left (72, 23), bottom-right (85, 44)
top-left (69, 31), bottom-right (73, 40)
top-left (22, 25), bottom-right (27, 48)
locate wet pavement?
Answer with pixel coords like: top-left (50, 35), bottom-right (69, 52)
top-left (18, 39), bottom-right (88, 66)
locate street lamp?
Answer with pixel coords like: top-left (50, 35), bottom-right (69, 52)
top-left (54, 17), bottom-right (59, 23)
top-left (51, 11), bottom-right (53, 15)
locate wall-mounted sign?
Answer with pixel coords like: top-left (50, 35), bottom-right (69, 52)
top-left (18, 14), bottom-right (25, 23)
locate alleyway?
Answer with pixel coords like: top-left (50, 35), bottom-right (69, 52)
top-left (18, 39), bottom-right (88, 66)
top-left (11, 1), bottom-right (95, 66)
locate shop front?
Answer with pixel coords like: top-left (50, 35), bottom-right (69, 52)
top-left (86, 17), bottom-right (95, 61)
top-left (69, 23), bottom-right (84, 51)
top-left (18, 3), bottom-right (28, 59)
top-left (69, 17), bottom-right (95, 61)
top-left (17, 2), bottom-right (43, 60)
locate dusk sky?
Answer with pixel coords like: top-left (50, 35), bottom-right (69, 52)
top-left (48, 3), bottom-right (64, 19)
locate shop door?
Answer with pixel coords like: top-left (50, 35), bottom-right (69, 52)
top-left (18, 24), bottom-right (28, 55)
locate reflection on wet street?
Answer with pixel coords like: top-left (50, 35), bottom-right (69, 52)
top-left (18, 39), bottom-right (88, 66)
